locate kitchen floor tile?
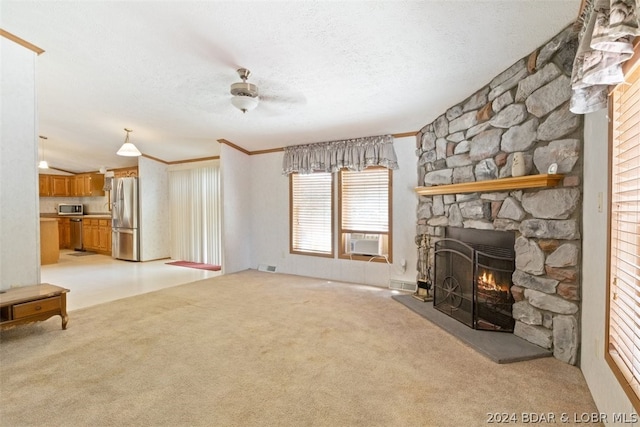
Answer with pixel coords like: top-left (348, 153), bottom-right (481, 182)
top-left (41, 250), bottom-right (221, 312)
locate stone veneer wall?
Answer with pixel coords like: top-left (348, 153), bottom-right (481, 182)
top-left (416, 26), bottom-right (583, 365)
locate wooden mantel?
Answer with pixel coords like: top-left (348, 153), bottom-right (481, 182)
top-left (415, 174), bottom-right (564, 196)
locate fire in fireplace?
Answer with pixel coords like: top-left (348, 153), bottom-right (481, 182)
top-left (433, 227), bottom-right (516, 331)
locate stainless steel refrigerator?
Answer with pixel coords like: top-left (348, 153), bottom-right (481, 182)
top-left (111, 177), bottom-right (140, 261)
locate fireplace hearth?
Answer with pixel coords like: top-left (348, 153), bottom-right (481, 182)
top-left (433, 228), bottom-right (515, 332)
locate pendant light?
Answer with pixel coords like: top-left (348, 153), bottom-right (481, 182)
top-left (116, 128), bottom-right (141, 157)
top-left (38, 135), bottom-right (49, 169)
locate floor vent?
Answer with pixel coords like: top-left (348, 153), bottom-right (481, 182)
top-left (258, 264), bottom-right (277, 273)
top-left (389, 279), bottom-right (417, 292)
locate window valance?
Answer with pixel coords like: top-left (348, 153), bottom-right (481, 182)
top-left (570, 0), bottom-right (640, 114)
top-left (282, 135), bottom-right (398, 175)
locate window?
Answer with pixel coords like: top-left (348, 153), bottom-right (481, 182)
top-left (338, 167), bottom-right (392, 262)
top-left (289, 172), bottom-right (333, 256)
top-left (608, 62), bottom-right (640, 410)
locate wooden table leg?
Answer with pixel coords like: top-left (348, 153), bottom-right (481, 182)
top-left (60, 293), bottom-right (68, 330)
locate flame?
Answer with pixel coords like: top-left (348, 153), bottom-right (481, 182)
top-left (477, 271), bottom-right (507, 292)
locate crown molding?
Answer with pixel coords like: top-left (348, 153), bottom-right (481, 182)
top-left (0, 29), bottom-right (45, 55)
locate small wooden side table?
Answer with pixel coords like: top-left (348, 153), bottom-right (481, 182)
top-left (0, 284), bottom-right (69, 330)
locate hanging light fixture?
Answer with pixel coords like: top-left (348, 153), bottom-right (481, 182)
top-left (116, 128), bottom-right (141, 156)
top-left (230, 68), bottom-right (259, 113)
top-left (38, 135), bottom-right (49, 169)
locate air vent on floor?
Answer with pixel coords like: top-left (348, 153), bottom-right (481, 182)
top-left (258, 264), bottom-right (277, 273)
top-left (389, 279), bottom-right (417, 292)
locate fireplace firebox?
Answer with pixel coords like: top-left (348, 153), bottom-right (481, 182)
top-left (433, 228), bottom-right (515, 331)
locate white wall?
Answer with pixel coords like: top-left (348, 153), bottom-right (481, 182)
top-left (0, 37), bottom-right (40, 289)
top-left (581, 109), bottom-right (637, 420)
top-left (249, 136), bottom-right (418, 287)
top-left (220, 144), bottom-right (252, 273)
top-left (138, 156), bottom-right (170, 261)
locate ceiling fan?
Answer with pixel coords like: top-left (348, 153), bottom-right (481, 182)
top-left (227, 67), bottom-right (306, 114)
top-left (230, 68), bottom-right (259, 113)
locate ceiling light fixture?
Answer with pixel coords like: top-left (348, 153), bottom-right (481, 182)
top-left (230, 68), bottom-right (259, 113)
top-left (116, 128), bottom-right (141, 157)
top-left (38, 135), bottom-right (49, 169)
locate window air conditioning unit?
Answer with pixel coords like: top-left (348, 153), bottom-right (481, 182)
top-left (348, 235), bottom-right (383, 256)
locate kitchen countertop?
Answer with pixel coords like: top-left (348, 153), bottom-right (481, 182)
top-left (39, 213), bottom-right (112, 219)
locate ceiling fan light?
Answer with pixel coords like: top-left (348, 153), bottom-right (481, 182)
top-left (116, 128), bottom-right (142, 157)
top-left (231, 95), bottom-right (259, 113)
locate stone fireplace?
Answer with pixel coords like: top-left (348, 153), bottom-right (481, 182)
top-left (434, 227), bottom-right (515, 332)
top-left (415, 25), bottom-right (582, 365)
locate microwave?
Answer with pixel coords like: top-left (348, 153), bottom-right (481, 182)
top-left (58, 204), bottom-right (83, 216)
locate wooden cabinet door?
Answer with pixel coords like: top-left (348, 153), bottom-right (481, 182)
top-left (74, 175), bottom-right (86, 196)
top-left (83, 175), bottom-right (92, 196)
top-left (57, 218), bottom-right (71, 249)
top-left (50, 176), bottom-right (69, 196)
top-left (82, 220), bottom-right (92, 249)
top-left (69, 176), bottom-right (78, 196)
top-left (63, 220), bottom-right (71, 248)
top-left (98, 220), bottom-right (110, 251)
top-left (87, 174), bottom-right (105, 196)
top-left (39, 175), bottom-right (51, 197)
top-left (91, 222), bottom-right (100, 250)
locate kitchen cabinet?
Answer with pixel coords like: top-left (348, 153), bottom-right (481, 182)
top-left (75, 174), bottom-right (105, 196)
top-left (39, 173), bottom-right (105, 197)
top-left (82, 220), bottom-right (92, 249)
top-left (57, 217), bottom-right (71, 249)
top-left (50, 176), bottom-right (70, 196)
top-left (83, 218), bottom-right (111, 254)
top-left (72, 175), bottom-right (85, 196)
top-left (114, 167), bottom-right (138, 178)
top-left (39, 175), bottom-right (51, 197)
top-left (98, 219), bottom-right (111, 252)
top-left (40, 218), bottom-right (59, 264)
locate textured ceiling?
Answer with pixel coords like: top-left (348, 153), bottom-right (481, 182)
top-left (2, 1), bottom-right (580, 173)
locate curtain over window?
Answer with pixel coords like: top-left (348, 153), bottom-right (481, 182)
top-left (169, 166), bottom-right (222, 265)
top-left (282, 135), bottom-right (398, 175)
top-left (570, 0), bottom-right (640, 114)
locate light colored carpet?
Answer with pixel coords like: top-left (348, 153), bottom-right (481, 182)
top-left (0, 270), bottom-right (600, 427)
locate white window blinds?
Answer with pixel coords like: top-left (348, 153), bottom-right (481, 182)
top-left (340, 168), bottom-right (390, 233)
top-left (609, 63), bottom-right (640, 408)
top-left (290, 173), bottom-right (333, 255)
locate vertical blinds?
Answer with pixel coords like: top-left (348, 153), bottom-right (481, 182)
top-left (610, 63), bottom-right (640, 406)
top-left (168, 166), bottom-right (222, 265)
top-left (340, 168), bottom-right (389, 233)
top-left (291, 173), bottom-right (333, 254)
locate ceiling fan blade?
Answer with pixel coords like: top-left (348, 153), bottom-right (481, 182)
top-left (258, 77), bottom-right (307, 106)
top-left (261, 93), bottom-right (307, 106)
